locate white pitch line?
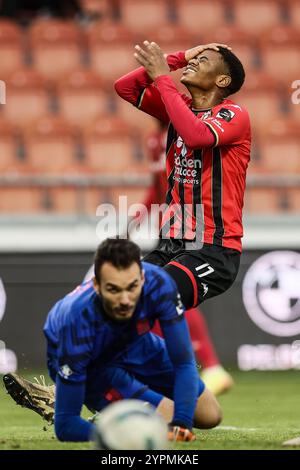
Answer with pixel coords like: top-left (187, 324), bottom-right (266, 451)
top-left (216, 425), bottom-right (300, 437)
top-left (216, 426), bottom-right (258, 432)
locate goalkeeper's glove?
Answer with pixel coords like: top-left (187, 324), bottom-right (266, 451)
top-left (168, 423), bottom-right (196, 442)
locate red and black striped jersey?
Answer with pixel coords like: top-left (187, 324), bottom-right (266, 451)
top-left (115, 52), bottom-right (251, 253)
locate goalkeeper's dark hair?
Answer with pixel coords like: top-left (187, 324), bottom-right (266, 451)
top-left (94, 238), bottom-right (142, 282)
top-left (218, 47), bottom-right (245, 97)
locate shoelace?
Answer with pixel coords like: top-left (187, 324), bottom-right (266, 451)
top-left (33, 375), bottom-right (47, 387)
top-left (33, 375), bottom-right (56, 401)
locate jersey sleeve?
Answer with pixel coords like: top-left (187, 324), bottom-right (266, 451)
top-left (148, 269), bottom-right (199, 429)
top-left (114, 51), bottom-right (187, 124)
top-left (153, 75), bottom-right (215, 148)
top-left (203, 104), bottom-right (250, 146)
top-left (56, 313), bottom-right (94, 385)
top-left (160, 317), bottom-right (200, 429)
top-left (54, 376), bottom-right (94, 442)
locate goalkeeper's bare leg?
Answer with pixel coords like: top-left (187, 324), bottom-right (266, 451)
top-left (157, 387), bottom-right (222, 441)
top-left (157, 387), bottom-right (222, 429)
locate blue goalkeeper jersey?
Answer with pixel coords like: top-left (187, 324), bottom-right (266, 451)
top-left (44, 262), bottom-right (200, 442)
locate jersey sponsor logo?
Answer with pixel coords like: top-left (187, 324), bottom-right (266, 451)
top-left (174, 155), bottom-right (201, 170)
top-left (176, 135), bottom-right (187, 155)
top-left (174, 147), bottom-right (201, 185)
top-left (216, 108), bottom-right (235, 122)
top-left (242, 251), bottom-right (300, 337)
top-left (59, 364), bottom-right (74, 379)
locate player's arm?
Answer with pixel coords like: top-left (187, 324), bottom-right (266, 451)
top-left (54, 316), bottom-right (95, 442)
top-left (154, 76), bottom-right (250, 148)
top-left (154, 75), bottom-right (216, 148)
top-left (134, 42), bottom-right (238, 149)
top-left (54, 376), bottom-right (94, 442)
top-left (152, 274), bottom-right (199, 433)
top-left (114, 43), bottom-right (187, 123)
top-left (160, 316), bottom-right (199, 430)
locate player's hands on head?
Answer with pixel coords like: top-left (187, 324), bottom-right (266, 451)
top-left (134, 41), bottom-right (170, 81)
top-left (185, 43), bottom-right (232, 62)
top-left (168, 424), bottom-right (196, 442)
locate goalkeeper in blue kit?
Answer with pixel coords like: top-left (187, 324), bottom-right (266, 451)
top-left (3, 238), bottom-right (221, 442)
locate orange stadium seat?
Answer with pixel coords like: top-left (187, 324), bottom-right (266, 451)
top-left (232, 0), bottom-right (283, 35)
top-left (147, 24), bottom-right (193, 55)
top-left (0, 187), bottom-right (43, 213)
top-left (84, 187), bottom-right (117, 214)
top-left (175, 0), bottom-right (228, 35)
top-left (259, 27), bottom-right (300, 84)
top-left (289, 89), bottom-right (300, 121)
top-left (246, 139), bottom-right (264, 174)
top-left (0, 118), bottom-right (20, 172)
top-left (119, 0), bottom-right (171, 34)
top-left (23, 116), bottom-right (78, 174)
top-left (0, 186), bottom-right (82, 214)
top-left (236, 73), bottom-right (284, 132)
top-left (116, 98), bottom-right (158, 137)
top-left (129, 24), bottom-right (193, 94)
top-left (82, 117), bottom-right (148, 173)
top-left (110, 186), bottom-right (148, 208)
top-left (245, 188), bottom-right (289, 214)
top-left (258, 134), bottom-right (300, 173)
top-left (29, 19), bottom-right (83, 83)
top-left (80, 0), bottom-right (111, 18)
top-left (0, 20), bottom-right (24, 79)
top-left (287, 188), bottom-right (300, 213)
top-left (3, 69), bottom-right (50, 126)
top-left (208, 27), bottom-right (259, 73)
top-left (288, 0), bottom-right (300, 31)
top-left (57, 68), bottom-right (108, 127)
top-left (237, 90), bottom-right (283, 130)
top-left (87, 22), bottom-right (137, 82)
top-left (45, 187), bottom-right (81, 213)
top-left (84, 186), bottom-right (148, 215)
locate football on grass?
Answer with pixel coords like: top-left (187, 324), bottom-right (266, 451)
top-left (94, 399), bottom-right (168, 450)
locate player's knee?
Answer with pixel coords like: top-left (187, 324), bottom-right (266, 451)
top-left (205, 402), bottom-right (222, 429)
top-left (54, 416), bottom-right (74, 442)
top-left (55, 422), bottom-right (67, 442)
top-left (194, 393), bottom-right (222, 429)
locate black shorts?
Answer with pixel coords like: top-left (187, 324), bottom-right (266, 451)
top-left (143, 238), bottom-right (240, 309)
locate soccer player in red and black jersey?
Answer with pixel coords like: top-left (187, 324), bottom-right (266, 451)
top-left (115, 42), bottom-right (250, 314)
top-left (140, 123), bottom-right (233, 395)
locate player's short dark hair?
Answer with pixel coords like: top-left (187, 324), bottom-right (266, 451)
top-left (94, 238), bottom-right (142, 282)
top-left (218, 47), bottom-right (245, 97)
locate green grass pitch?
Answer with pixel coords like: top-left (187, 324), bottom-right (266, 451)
top-left (0, 370), bottom-right (299, 450)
